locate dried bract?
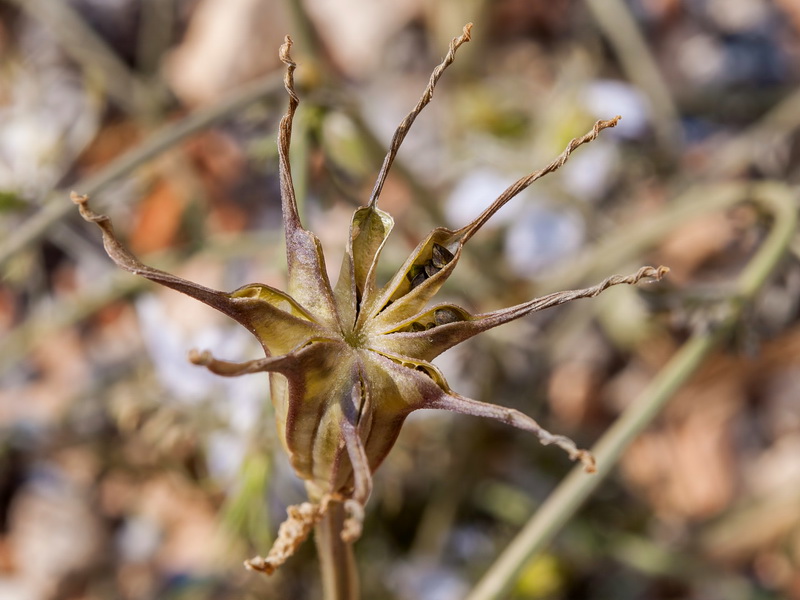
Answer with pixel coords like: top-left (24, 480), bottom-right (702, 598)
top-left (72, 23), bottom-right (668, 573)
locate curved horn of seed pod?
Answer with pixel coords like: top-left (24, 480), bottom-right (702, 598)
top-left (371, 266), bottom-right (670, 362)
top-left (335, 24), bottom-right (472, 329)
top-left (278, 37), bottom-right (340, 330)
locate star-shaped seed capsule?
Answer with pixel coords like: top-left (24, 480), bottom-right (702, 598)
top-left (72, 23), bottom-right (667, 574)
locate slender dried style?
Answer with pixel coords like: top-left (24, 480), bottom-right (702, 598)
top-left (72, 24), bottom-right (668, 578)
top-left (368, 23), bottom-right (473, 208)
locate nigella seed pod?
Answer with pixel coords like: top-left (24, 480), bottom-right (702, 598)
top-left (72, 23), bottom-right (668, 576)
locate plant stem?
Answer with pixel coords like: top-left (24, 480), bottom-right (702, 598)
top-left (466, 182), bottom-right (797, 600)
top-left (315, 501), bottom-right (359, 600)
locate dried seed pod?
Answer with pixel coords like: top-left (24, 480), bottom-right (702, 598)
top-left (72, 23), bottom-right (668, 575)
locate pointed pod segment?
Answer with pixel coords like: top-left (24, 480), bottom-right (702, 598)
top-left (277, 37), bottom-right (341, 329)
top-left (334, 205), bottom-right (395, 331)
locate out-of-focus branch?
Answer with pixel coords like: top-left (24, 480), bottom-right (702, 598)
top-left (585, 0), bottom-right (682, 153)
top-left (137, 0), bottom-right (176, 78)
top-left (3, 0), bottom-right (166, 114)
top-left (466, 182), bottom-right (798, 600)
top-left (712, 85), bottom-right (800, 176)
top-left (537, 183), bottom-right (758, 293)
top-left (0, 72), bottom-right (284, 274)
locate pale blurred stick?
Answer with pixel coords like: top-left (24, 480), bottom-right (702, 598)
top-left (585, 0), bottom-right (682, 152)
top-left (137, 0), bottom-right (177, 77)
top-left (712, 85), bottom-right (800, 176)
top-left (537, 183), bottom-right (753, 293)
top-left (3, 0), bottom-right (162, 114)
top-left (467, 182), bottom-right (798, 600)
top-left (0, 72), bottom-right (284, 273)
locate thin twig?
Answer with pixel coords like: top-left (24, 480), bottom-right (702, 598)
top-left (712, 85), bottom-right (800, 176)
top-left (285, 0), bottom-right (335, 74)
top-left (466, 182), bottom-right (797, 600)
top-left (536, 183), bottom-right (765, 293)
top-left (137, 0), bottom-right (176, 77)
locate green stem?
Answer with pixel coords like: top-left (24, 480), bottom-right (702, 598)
top-left (466, 182), bottom-right (797, 600)
top-left (314, 501), bottom-right (359, 600)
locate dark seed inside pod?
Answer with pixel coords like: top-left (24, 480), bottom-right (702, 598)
top-left (434, 307), bottom-right (462, 326)
top-left (409, 321), bottom-right (427, 332)
top-left (409, 271), bottom-right (428, 289)
top-left (424, 263), bottom-right (440, 278)
top-left (431, 243), bottom-right (454, 269)
top-left (406, 264), bottom-right (424, 282)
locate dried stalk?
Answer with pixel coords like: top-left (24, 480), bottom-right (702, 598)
top-left (314, 502), bottom-right (359, 600)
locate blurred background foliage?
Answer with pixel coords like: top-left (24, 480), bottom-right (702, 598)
top-left (1, 0), bottom-right (800, 599)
